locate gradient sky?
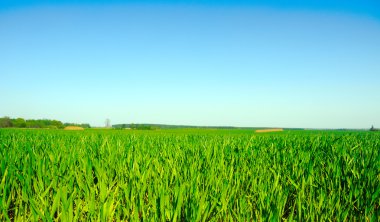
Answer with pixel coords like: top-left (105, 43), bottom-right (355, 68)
top-left (1, 0), bottom-right (380, 128)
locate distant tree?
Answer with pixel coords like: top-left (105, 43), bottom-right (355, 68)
top-left (26, 119), bottom-right (41, 128)
top-left (64, 122), bottom-right (91, 128)
top-left (80, 123), bottom-right (91, 128)
top-left (13, 118), bottom-right (26, 128)
top-left (51, 120), bottom-right (64, 129)
top-left (0, 116), bottom-right (13, 128)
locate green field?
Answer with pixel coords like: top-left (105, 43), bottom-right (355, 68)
top-left (1, 129), bottom-right (379, 221)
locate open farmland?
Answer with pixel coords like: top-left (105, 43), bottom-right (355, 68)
top-left (0, 129), bottom-right (379, 221)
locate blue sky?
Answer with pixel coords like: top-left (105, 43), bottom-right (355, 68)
top-left (1, 0), bottom-right (380, 128)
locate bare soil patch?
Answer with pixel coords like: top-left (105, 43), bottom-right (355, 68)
top-left (255, 128), bottom-right (283, 133)
top-left (64, 126), bottom-right (84, 131)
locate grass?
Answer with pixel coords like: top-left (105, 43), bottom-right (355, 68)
top-left (0, 128), bottom-right (379, 221)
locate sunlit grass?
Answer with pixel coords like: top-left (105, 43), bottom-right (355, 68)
top-left (0, 129), bottom-right (379, 221)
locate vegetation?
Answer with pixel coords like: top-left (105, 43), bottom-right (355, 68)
top-left (112, 123), bottom-right (303, 130)
top-left (0, 117), bottom-right (90, 129)
top-left (63, 123), bottom-right (91, 129)
top-left (370, 125), bottom-right (379, 131)
top-left (0, 129), bottom-right (379, 221)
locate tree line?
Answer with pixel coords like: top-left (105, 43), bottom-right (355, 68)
top-left (370, 125), bottom-right (379, 131)
top-left (0, 117), bottom-right (91, 129)
top-left (113, 123), bottom-right (159, 130)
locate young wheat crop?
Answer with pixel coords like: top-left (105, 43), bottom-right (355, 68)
top-left (0, 129), bottom-right (379, 221)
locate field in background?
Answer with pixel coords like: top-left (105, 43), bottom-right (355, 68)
top-left (0, 128), bottom-right (379, 221)
top-left (255, 128), bottom-right (284, 133)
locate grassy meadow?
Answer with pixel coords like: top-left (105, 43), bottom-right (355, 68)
top-left (0, 128), bottom-right (379, 221)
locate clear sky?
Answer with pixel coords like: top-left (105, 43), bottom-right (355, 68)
top-left (1, 0), bottom-right (379, 128)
